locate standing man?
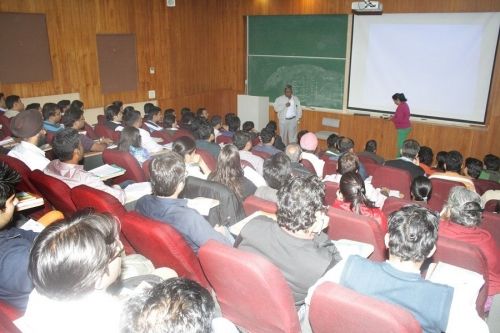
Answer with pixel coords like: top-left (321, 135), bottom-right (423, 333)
top-left (274, 84), bottom-right (302, 145)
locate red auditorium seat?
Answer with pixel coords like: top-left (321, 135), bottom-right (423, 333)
top-left (172, 128), bottom-right (195, 141)
top-left (199, 240), bottom-right (300, 333)
top-left (300, 159), bottom-right (316, 175)
top-left (216, 135), bottom-right (233, 144)
top-left (324, 181), bottom-right (339, 205)
top-left (363, 160), bottom-right (380, 177)
top-left (484, 199), bottom-right (499, 213)
top-left (309, 282), bottom-right (421, 333)
top-left (196, 148), bottom-right (217, 171)
top-left (381, 196), bottom-right (417, 217)
top-left (0, 300), bottom-right (22, 322)
top-left (243, 195), bottom-right (277, 215)
top-left (120, 212), bottom-right (210, 289)
top-left (44, 132), bottom-right (55, 144)
top-left (473, 178), bottom-right (500, 195)
top-left (151, 130), bottom-right (172, 144)
top-left (427, 178), bottom-right (463, 212)
top-left (372, 165), bottom-right (411, 199)
top-left (102, 149), bottom-right (146, 184)
top-left (97, 115), bottom-right (106, 125)
top-left (240, 160), bottom-right (255, 170)
top-left (480, 212), bottom-right (500, 248)
top-left (358, 154), bottom-right (380, 167)
top-left (94, 124), bottom-right (120, 141)
top-left (0, 114), bottom-right (13, 139)
top-left (83, 122), bottom-right (98, 140)
top-left (322, 158), bottom-right (338, 177)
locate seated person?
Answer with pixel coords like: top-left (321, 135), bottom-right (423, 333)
top-left (419, 146), bottom-right (435, 176)
top-left (143, 106), bottom-right (163, 132)
top-left (299, 132), bottom-right (324, 177)
top-left (8, 109), bottom-right (50, 171)
top-left (62, 107), bottom-right (109, 153)
top-left (57, 100), bottom-right (70, 115)
top-left (121, 278), bottom-right (238, 333)
top-left (479, 154), bottom-right (499, 183)
top-left (26, 103), bottom-right (41, 113)
top-left (233, 131), bottom-right (263, 175)
top-left (163, 112), bottom-right (178, 136)
top-left (123, 110), bottom-right (163, 154)
top-left (221, 113), bottom-right (235, 132)
top-left (104, 104), bottom-right (124, 131)
top-left (323, 133), bottom-right (341, 159)
top-left (429, 150), bottom-right (476, 192)
top-left (44, 128), bottom-right (126, 204)
top-left (210, 115), bottom-right (222, 138)
top-left (42, 103), bottom-right (64, 133)
top-left (4, 95), bottom-right (24, 118)
top-left (439, 186), bottom-right (500, 308)
top-left (208, 144), bottom-right (256, 201)
top-left (16, 212), bottom-right (124, 332)
top-left (194, 121), bottom-right (220, 159)
top-left (219, 114), bottom-right (240, 138)
top-left (285, 143), bottom-right (312, 177)
top-left (411, 175), bottom-right (432, 204)
top-left (305, 204), bottom-right (488, 333)
top-left (433, 151), bottom-right (448, 172)
top-left (464, 157), bottom-right (483, 180)
top-left (265, 121), bottom-right (285, 151)
top-left (252, 127), bottom-right (282, 157)
top-left (196, 107), bottom-right (209, 119)
top-left (179, 111), bottom-right (195, 132)
top-left (255, 152), bottom-right (291, 203)
top-left (333, 137), bottom-right (368, 180)
top-left (173, 136), bottom-right (211, 180)
top-left (333, 171), bottom-right (388, 233)
top-left (358, 139), bottom-right (385, 165)
top-left (135, 152), bottom-right (232, 253)
top-left (242, 120), bottom-right (259, 145)
top-left (385, 139), bottom-right (425, 181)
top-left (0, 164), bottom-right (37, 310)
top-left (118, 127), bottom-right (150, 166)
top-left (237, 176), bottom-right (341, 307)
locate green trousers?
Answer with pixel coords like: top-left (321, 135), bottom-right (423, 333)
top-left (396, 128), bottom-right (412, 157)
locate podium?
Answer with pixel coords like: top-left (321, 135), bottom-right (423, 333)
top-left (237, 95), bottom-right (269, 131)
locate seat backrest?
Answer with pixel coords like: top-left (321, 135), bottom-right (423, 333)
top-left (0, 114), bottom-right (12, 139)
top-left (196, 148), bottom-right (217, 171)
top-left (45, 131), bottom-right (55, 144)
top-left (300, 159), bottom-right (316, 174)
top-left (428, 178), bottom-right (464, 212)
top-left (481, 212), bottom-right (500, 247)
top-left (372, 165), bottom-right (411, 199)
top-left (309, 282), bottom-right (421, 333)
top-left (484, 199), bottom-right (499, 213)
top-left (381, 196), bottom-right (417, 217)
top-left (251, 150), bottom-right (271, 160)
top-left (102, 149), bottom-right (146, 183)
top-left (142, 158), bottom-right (152, 179)
top-left (363, 161), bottom-right (380, 178)
top-left (172, 128), bottom-right (195, 141)
top-left (94, 124), bottom-right (119, 141)
top-left (473, 178), bottom-right (500, 195)
top-left (324, 181), bottom-right (339, 205)
top-left (327, 207), bottom-right (387, 261)
top-left (84, 122), bottom-right (98, 140)
top-left (199, 240), bottom-right (300, 333)
top-left (243, 195), bottom-right (277, 215)
top-left (322, 159), bottom-right (338, 177)
top-left (216, 135), bottom-right (233, 144)
top-left (29, 170), bottom-right (77, 217)
top-left (0, 155), bottom-right (39, 194)
top-left (151, 130), bottom-right (172, 144)
top-left (358, 154), bottom-right (380, 166)
top-left (97, 114), bottom-right (106, 125)
top-left (71, 185), bottom-right (127, 216)
top-left (120, 212), bottom-right (209, 289)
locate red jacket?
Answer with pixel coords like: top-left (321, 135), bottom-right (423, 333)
top-left (392, 101), bottom-right (411, 129)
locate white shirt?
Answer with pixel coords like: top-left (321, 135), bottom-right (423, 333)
top-left (301, 152), bottom-right (325, 178)
top-left (243, 166), bottom-right (266, 188)
top-left (145, 121), bottom-right (164, 132)
top-left (138, 127), bottom-right (163, 154)
top-left (8, 141), bottom-right (50, 171)
top-left (4, 109), bottom-right (19, 118)
top-left (239, 150), bottom-right (264, 176)
top-left (322, 175), bottom-right (388, 208)
top-left (285, 97), bottom-right (296, 119)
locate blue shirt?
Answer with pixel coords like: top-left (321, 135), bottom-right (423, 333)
top-left (135, 195), bottom-right (232, 253)
top-left (43, 121), bottom-right (63, 133)
top-left (252, 144), bottom-right (281, 156)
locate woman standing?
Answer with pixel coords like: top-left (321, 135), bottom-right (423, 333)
top-left (391, 93), bottom-right (411, 156)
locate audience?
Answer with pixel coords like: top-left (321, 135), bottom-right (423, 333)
top-left (434, 151), bottom-right (448, 172)
top-left (429, 150), bottom-right (476, 191)
top-left (464, 157), bottom-right (484, 180)
top-left (252, 127), bottom-right (281, 156)
top-left (410, 175), bottom-right (432, 203)
top-left (104, 104), bottom-right (124, 131)
top-left (210, 115), bottom-right (222, 138)
top-left (69, 99), bottom-right (84, 112)
top-left (173, 136), bottom-right (211, 180)
top-left (179, 111), bottom-right (195, 131)
top-left (418, 146), bottom-right (435, 175)
top-left (324, 133), bottom-right (340, 159)
top-left (299, 132), bottom-right (324, 177)
top-left (57, 100), bottom-right (70, 115)
top-left (123, 110), bottom-right (163, 154)
top-left (143, 106), bottom-right (163, 132)
top-left (26, 103), bottom-right (42, 113)
top-left (42, 103), bottom-right (63, 135)
top-left (265, 121), bottom-right (286, 151)
top-left (4, 95), bottom-right (24, 118)
top-left (233, 131), bottom-right (263, 175)
top-left (163, 113), bottom-right (178, 135)
top-left (62, 107), bottom-right (109, 153)
top-left (219, 115), bottom-right (240, 138)
top-left (384, 139), bottom-right (425, 181)
top-left (254, 152), bottom-right (291, 203)
top-left (118, 127), bottom-right (151, 166)
top-left (479, 154), bottom-right (499, 182)
top-left (297, 130), bottom-right (309, 147)
top-left (194, 121), bottom-right (220, 159)
top-left (196, 107), bottom-right (209, 119)
top-left (358, 139), bottom-right (385, 165)
top-left (285, 143), bottom-right (312, 177)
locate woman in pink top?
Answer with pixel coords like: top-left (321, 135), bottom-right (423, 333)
top-left (391, 93), bottom-right (411, 157)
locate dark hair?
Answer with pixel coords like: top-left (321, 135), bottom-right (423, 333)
top-left (210, 115), bottom-right (222, 128)
top-left (118, 127), bottom-right (142, 152)
top-left (387, 205), bottom-right (438, 262)
top-left (105, 104), bottom-right (121, 121)
top-left (297, 130), bottom-right (309, 145)
top-left (123, 110), bottom-right (142, 127)
top-left (70, 100), bottom-right (84, 111)
top-left (144, 103), bottom-right (155, 115)
top-left (180, 112), bottom-right (194, 130)
top-left (277, 176), bottom-right (325, 232)
top-left (144, 106), bottom-right (161, 121)
top-left (337, 152), bottom-right (359, 175)
top-left (227, 115), bottom-right (241, 132)
top-left (435, 151), bottom-right (448, 172)
top-left (445, 150), bottom-right (463, 173)
top-left (242, 121), bottom-right (255, 132)
top-left (196, 122), bottom-right (214, 141)
top-left (339, 171), bottom-right (376, 214)
top-left (233, 131), bottom-right (251, 150)
top-left (26, 103), bottom-right (40, 111)
top-left (190, 116), bottom-right (204, 136)
top-left (120, 278), bottom-right (215, 333)
top-left (53, 128), bottom-right (81, 162)
top-left (410, 176), bottom-right (432, 202)
top-left (401, 139), bottom-right (420, 159)
top-left (180, 107), bottom-right (192, 117)
top-left (123, 106), bottom-right (136, 120)
top-left (265, 121), bottom-right (277, 132)
top-left (5, 95), bottom-right (20, 109)
top-left (150, 152), bottom-right (186, 197)
top-left (208, 144), bottom-right (245, 199)
top-left (364, 140), bottom-right (377, 153)
top-left (42, 103), bottom-right (59, 120)
top-left (0, 162), bottom-right (21, 209)
top-left (57, 100), bottom-right (71, 111)
top-left (62, 108), bottom-right (84, 128)
top-left (338, 137), bottom-right (354, 153)
top-left (465, 157), bottom-right (483, 179)
top-left (418, 146), bottom-right (434, 166)
top-left (29, 212), bottom-right (120, 300)
top-left (172, 136), bottom-right (196, 159)
top-left (163, 113), bottom-right (176, 128)
top-left (196, 107), bottom-right (207, 117)
top-left (483, 154), bottom-right (499, 171)
top-left (259, 127), bottom-right (275, 144)
top-left (224, 113), bottom-right (236, 126)
top-left (112, 100), bottom-right (123, 109)
top-left (263, 153), bottom-right (291, 190)
top-left (327, 134), bottom-right (339, 149)
top-left (392, 93), bottom-right (407, 102)
top-left (164, 108), bottom-right (175, 116)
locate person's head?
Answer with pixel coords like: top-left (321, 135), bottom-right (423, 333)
top-left (297, 130), bottom-right (309, 145)
top-left (327, 134), bottom-right (339, 150)
top-left (277, 175), bottom-right (326, 233)
top-left (164, 108), bottom-right (175, 116)
top-left (387, 205), bottom-right (438, 263)
top-left (118, 126), bottom-right (142, 152)
top-left (227, 115), bottom-right (241, 132)
top-left (163, 113), bottom-right (177, 129)
top-left (190, 116), bottom-right (204, 135)
top-left (401, 139), bottom-right (420, 160)
top-left (337, 152), bottom-right (359, 175)
top-left (145, 106), bottom-right (161, 123)
top-left (435, 151), bottom-right (448, 171)
top-left (123, 110), bottom-right (142, 128)
top-left (26, 103), bottom-right (41, 112)
top-left (120, 278), bottom-right (215, 333)
top-left (242, 121), bottom-right (255, 133)
top-left (224, 113), bottom-right (235, 127)
top-left (180, 107), bottom-right (191, 117)
top-left (29, 211), bottom-right (123, 300)
top-left (464, 157), bottom-right (483, 179)
top-left (263, 153), bottom-right (292, 190)
top-left (483, 154), bottom-right (499, 172)
top-left (392, 93), bottom-right (407, 105)
top-left (285, 143), bottom-right (302, 163)
top-left (410, 176), bottom-right (432, 202)
top-left (364, 139), bottom-right (377, 153)
top-left (70, 100), bottom-right (84, 111)
top-left (209, 144), bottom-right (245, 199)
top-left (0, 163), bottom-right (21, 229)
top-left (196, 122), bottom-right (214, 142)
top-left (233, 130), bottom-right (252, 151)
top-left (196, 107), bottom-right (208, 119)
top-left (444, 150), bottom-right (463, 173)
top-left (6, 95), bottom-right (24, 111)
top-left (418, 146), bottom-right (433, 167)
top-left (143, 103), bottom-right (155, 115)
top-left (284, 84), bottom-right (293, 98)
top-left (210, 115), bottom-right (222, 130)
top-left (123, 106), bottom-right (136, 120)
top-left (265, 121), bottom-right (277, 132)
top-left (300, 132), bottom-right (318, 153)
top-left (42, 103), bottom-right (61, 123)
top-left (172, 136), bottom-right (196, 161)
top-left (150, 152), bottom-right (186, 198)
top-left (112, 100), bottom-right (124, 111)
top-left (10, 109), bottom-right (45, 145)
top-left (53, 128), bottom-right (83, 163)
top-left (105, 104), bottom-right (123, 122)
top-left (259, 127), bottom-right (275, 145)
top-left (445, 186), bottom-right (482, 227)
top-left (180, 111), bottom-right (194, 130)
top-left (62, 108), bottom-right (85, 130)
top-left (338, 137), bottom-right (354, 154)
top-left (57, 100), bottom-right (71, 113)
top-left (339, 171), bottom-right (375, 214)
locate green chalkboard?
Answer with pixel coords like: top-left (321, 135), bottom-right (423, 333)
top-left (248, 15), bottom-right (348, 110)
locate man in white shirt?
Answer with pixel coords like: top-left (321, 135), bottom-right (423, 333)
top-left (274, 85), bottom-right (302, 145)
top-left (8, 109), bottom-right (50, 171)
top-left (4, 95), bottom-right (25, 118)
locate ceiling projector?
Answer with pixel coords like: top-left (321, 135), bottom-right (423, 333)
top-left (352, 1), bottom-right (383, 14)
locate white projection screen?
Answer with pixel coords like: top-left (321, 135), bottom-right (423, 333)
top-left (348, 13), bottom-right (500, 124)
